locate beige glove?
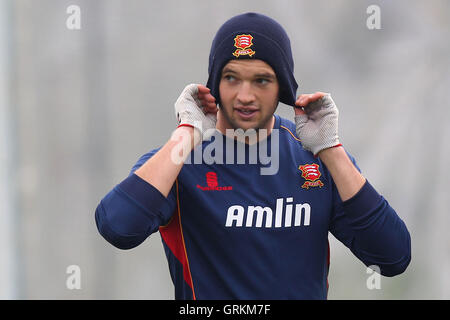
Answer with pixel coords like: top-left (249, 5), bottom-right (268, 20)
top-left (295, 94), bottom-right (341, 156)
top-left (174, 84), bottom-right (217, 141)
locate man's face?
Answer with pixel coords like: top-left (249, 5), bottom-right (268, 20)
top-left (218, 59), bottom-right (279, 132)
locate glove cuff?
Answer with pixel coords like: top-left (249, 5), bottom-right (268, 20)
top-left (177, 123), bottom-right (195, 129)
top-left (313, 142), bottom-right (342, 157)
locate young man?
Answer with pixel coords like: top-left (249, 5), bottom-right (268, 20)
top-left (95, 12), bottom-right (411, 299)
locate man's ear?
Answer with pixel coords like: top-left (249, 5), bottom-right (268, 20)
top-left (273, 101), bottom-right (280, 114)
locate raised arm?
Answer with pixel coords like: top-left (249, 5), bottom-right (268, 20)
top-left (95, 84), bottom-right (217, 249)
top-left (294, 93), bottom-right (411, 276)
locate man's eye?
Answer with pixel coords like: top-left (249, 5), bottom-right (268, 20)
top-left (224, 75), bottom-right (235, 81)
top-left (256, 78), bottom-right (270, 85)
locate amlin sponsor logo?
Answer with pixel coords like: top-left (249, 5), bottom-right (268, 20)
top-left (225, 197), bottom-right (311, 228)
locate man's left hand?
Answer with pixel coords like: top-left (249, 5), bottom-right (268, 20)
top-left (294, 92), bottom-right (341, 156)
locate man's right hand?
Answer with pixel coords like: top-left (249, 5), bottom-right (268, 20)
top-left (174, 84), bottom-right (218, 140)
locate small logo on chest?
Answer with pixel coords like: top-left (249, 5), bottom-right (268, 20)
top-left (299, 163), bottom-right (324, 189)
top-left (197, 171), bottom-right (233, 191)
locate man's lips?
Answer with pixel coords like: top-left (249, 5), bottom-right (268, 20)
top-left (234, 106), bottom-right (259, 119)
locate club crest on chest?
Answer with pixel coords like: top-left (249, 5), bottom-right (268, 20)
top-left (299, 163), bottom-right (324, 189)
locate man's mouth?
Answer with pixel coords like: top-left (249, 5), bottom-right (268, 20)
top-left (234, 107), bottom-right (258, 119)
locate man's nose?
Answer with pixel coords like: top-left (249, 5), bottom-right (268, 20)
top-left (236, 82), bottom-right (255, 105)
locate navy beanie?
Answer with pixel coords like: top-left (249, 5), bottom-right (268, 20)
top-left (206, 12), bottom-right (298, 107)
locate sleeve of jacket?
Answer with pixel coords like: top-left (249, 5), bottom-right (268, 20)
top-left (329, 155), bottom-right (411, 277)
top-left (95, 148), bottom-right (177, 250)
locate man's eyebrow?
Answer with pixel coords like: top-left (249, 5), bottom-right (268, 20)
top-left (255, 72), bottom-right (276, 79)
top-left (222, 68), bottom-right (276, 79)
top-left (222, 67), bottom-right (238, 74)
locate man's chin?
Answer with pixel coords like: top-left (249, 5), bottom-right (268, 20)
top-left (231, 122), bottom-right (259, 132)
top-left (232, 117), bottom-right (273, 132)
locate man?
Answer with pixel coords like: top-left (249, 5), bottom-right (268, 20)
top-left (95, 12), bottom-right (411, 299)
